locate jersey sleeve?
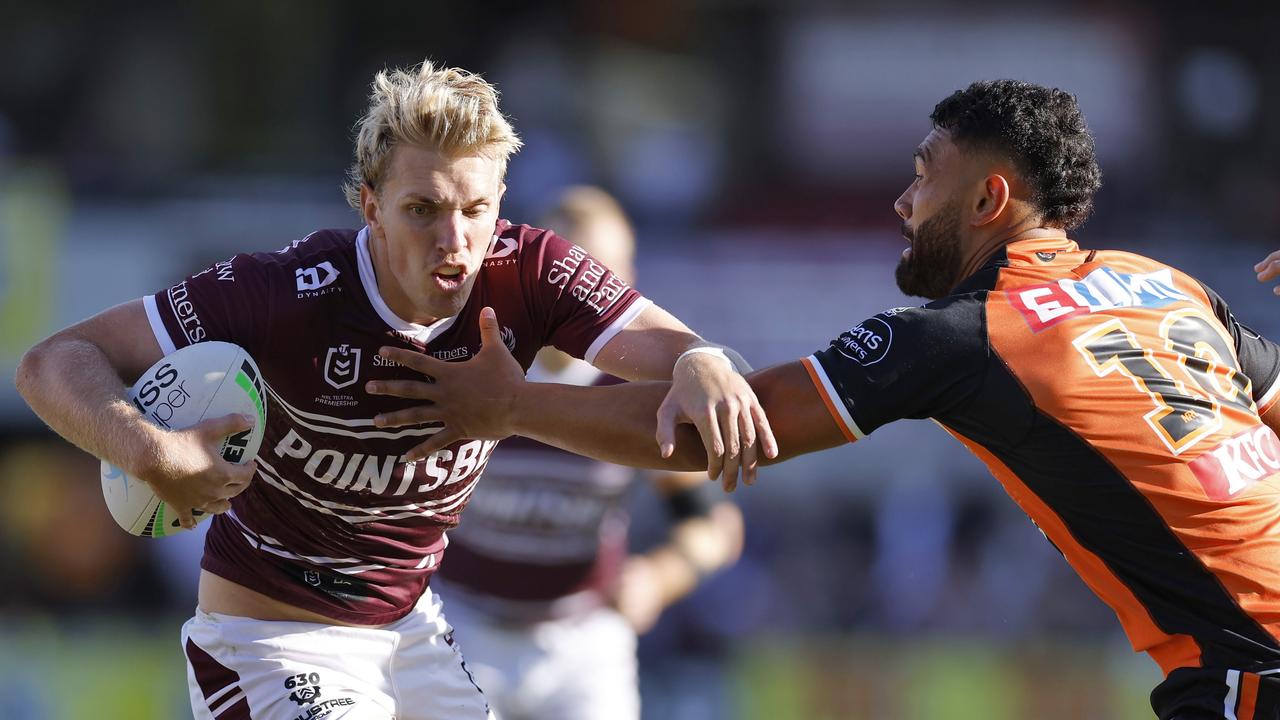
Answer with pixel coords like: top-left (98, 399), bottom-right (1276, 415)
top-left (524, 230), bottom-right (650, 363)
top-left (1197, 280), bottom-right (1280, 414)
top-left (802, 301), bottom-right (987, 441)
top-left (143, 254), bottom-right (272, 358)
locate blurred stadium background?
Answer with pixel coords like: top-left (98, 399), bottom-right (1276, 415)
top-left (2, 2), bottom-right (1277, 718)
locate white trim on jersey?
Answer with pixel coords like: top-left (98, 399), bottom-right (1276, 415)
top-left (208, 687), bottom-right (247, 718)
top-left (355, 227), bottom-right (458, 344)
top-left (143, 293), bottom-right (177, 355)
top-left (1224, 668), bottom-right (1240, 720)
top-left (1258, 375), bottom-right (1280, 413)
top-left (226, 510), bottom-right (388, 574)
top-left (803, 354), bottom-right (867, 440)
top-left (583, 297), bottom-right (653, 366)
top-left (266, 383), bottom-right (441, 439)
top-left (254, 455), bottom-right (481, 523)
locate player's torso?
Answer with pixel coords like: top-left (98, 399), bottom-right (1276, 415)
top-left (205, 226), bottom-right (557, 620)
top-left (951, 239), bottom-right (1280, 672)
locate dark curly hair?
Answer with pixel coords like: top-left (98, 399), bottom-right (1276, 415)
top-left (930, 80), bottom-right (1102, 230)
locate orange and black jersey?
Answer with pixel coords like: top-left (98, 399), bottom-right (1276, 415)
top-left (804, 236), bottom-right (1280, 676)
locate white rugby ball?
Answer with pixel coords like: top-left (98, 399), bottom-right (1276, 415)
top-left (100, 341), bottom-right (266, 537)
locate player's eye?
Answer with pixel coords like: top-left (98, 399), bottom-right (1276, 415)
top-left (409, 205), bottom-right (430, 216)
top-left (464, 206), bottom-right (487, 218)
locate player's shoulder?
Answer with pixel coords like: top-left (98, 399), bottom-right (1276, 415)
top-left (831, 299), bottom-right (985, 368)
top-left (259, 228), bottom-right (358, 264)
top-left (483, 219), bottom-right (559, 268)
top-left (225, 228), bottom-right (359, 284)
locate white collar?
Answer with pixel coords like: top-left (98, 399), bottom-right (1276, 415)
top-left (356, 227), bottom-right (458, 345)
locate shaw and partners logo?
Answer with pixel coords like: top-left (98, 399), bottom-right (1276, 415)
top-left (1190, 425), bottom-right (1280, 500)
top-left (296, 261), bottom-right (340, 296)
top-left (1011, 267), bottom-right (1190, 333)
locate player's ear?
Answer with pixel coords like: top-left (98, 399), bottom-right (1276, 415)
top-left (972, 173), bottom-right (1010, 228)
top-left (360, 184), bottom-right (382, 234)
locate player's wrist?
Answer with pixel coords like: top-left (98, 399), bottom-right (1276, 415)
top-left (675, 344), bottom-right (752, 375)
top-left (504, 378), bottom-right (542, 437)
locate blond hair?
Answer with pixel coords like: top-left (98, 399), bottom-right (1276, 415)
top-left (343, 60), bottom-right (522, 209)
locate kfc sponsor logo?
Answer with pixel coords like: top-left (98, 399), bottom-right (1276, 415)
top-left (1189, 425), bottom-right (1280, 500)
top-left (323, 344), bottom-right (361, 390)
top-left (296, 261), bottom-right (340, 295)
top-left (273, 429), bottom-right (497, 496)
top-left (167, 281), bottom-right (207, 344)
top-left (834, 317), bottom-right (892, 366)
top-left (1011, 267), bottom-right (1189, 333)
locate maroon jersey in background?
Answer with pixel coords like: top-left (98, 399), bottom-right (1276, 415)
top-left (437, 364), bottom-right (634, 619)
top-left (143, 221), bottom-right (649, 624)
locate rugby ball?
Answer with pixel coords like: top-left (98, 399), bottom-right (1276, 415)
top-left (99, 341), bottom-right (267, 537)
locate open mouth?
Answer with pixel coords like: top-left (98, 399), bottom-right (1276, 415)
top-left (432, 266), bottom-right (466, 291)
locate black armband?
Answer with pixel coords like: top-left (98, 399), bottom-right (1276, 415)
top-left (663, 482), bottom-right (718, 520)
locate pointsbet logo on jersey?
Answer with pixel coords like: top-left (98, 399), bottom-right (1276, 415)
top-left (1011, 267), bottom-right (1189, 332)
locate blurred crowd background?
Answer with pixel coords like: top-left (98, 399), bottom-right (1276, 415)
top-left (3, 1), bottom-right (1278, 718)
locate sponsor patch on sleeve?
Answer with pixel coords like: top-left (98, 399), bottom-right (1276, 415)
top-left (831, 307), bottom-right (910, 367)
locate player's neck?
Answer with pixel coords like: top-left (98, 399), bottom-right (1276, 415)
top-left (368, 235), bottom-right (444, 327)
top-left (958, 225), bottom-right (1067, 283)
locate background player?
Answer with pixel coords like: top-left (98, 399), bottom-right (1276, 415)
top-left (436, 186), bottom-right (743, 720)
top-left (372, 80), bottom-right (1280, 720)
top-left (12, 60), bottom-right (771, 720)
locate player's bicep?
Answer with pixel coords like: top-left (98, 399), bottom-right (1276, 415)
top-left (747, 361), bottom-right (850, 464)
top-left (592, 303), bottom-right (701, 381)
top-left (55, 299), bottom-right (164, 384)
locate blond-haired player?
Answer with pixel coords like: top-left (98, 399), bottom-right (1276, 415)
top-left (15, 60), bottom-right (772, 720)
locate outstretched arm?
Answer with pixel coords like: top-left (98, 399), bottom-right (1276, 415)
top-left (369, 308), bottom-right (847, 490)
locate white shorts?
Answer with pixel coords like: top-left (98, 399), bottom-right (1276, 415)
top-left (181, 592), bottom-right (492, 720)
top-left (438, 588), bottom-right (639, 720)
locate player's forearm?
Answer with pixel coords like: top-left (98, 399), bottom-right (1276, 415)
top-left (508, 380), bottom-right (708, 470)
top-left (15, 335), bottom-right (165, 474)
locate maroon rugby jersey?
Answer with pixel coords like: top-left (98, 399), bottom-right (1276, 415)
top-left (437, 361), bottom-right (633, 616)
top-left (143, 221), bottom-right (649, 624)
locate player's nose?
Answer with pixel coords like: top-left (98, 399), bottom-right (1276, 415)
top-left (894, 192), bottom-right (912, 221)
top-left (436, 212), bottom-right (468, 254)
